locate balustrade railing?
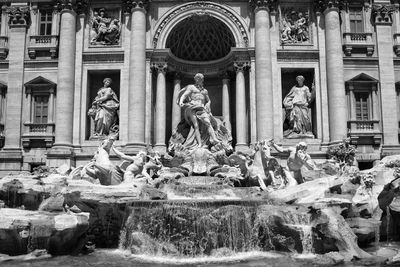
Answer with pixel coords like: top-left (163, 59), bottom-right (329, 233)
top-left (343, 32), bottom-right (374, 56)
top-left (348, 120), bottom-right (380, 132)
top-left (28, 35), bottom-right (59, 59)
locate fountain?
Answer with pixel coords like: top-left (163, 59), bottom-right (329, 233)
top-left (2, 75), bottom-right (400, 266)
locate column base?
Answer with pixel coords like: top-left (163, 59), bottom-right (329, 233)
top-left (0, 148), bottom-right (24, 175)
top-left (124, 143), bottom-right (147, 155)
top-left (46, 145), bottom-right (75, 168)
top-left (154, 144), bottom-right (166, 154)
top-left (381, 145), bottom-right (400, 158)
top-left (235, 144), bottom-right (250, 153)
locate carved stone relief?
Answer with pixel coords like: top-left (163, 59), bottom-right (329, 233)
top-left (280, 8), bottom-right (311, 45)
top-left (89, 8), bottom-right (121, 45)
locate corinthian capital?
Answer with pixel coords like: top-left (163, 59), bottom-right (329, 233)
top-left (54, 0), bottom-right (89, 15)
top-left (151, 62), bottom-right (168, 74)
top-left (234, 61), bottom-right (250, 72)
top-left (249, 0), bottom-right (277, 12)
top-left (122, 0), bottom-right (149, 13)
top-left (372, 4), bottom-right (395, 25)
top-left (7, 6), bottom-right (30, 27)
top-left (314, 0), bottom-right (346, 13)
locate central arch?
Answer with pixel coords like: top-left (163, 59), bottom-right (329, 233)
top-left (166, 14), bottom-right (236, 62)
top-left (152, 2), bottom-right (249, 49)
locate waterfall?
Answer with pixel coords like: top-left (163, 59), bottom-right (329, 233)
top-left (299, 225), bottom-right (314, 254)
top-left (386, 206), bottom-right (391, 244)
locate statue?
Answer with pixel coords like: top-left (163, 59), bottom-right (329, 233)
top-left (283, 75), bottom-right (314, 138)
top-left (79, 136), bottom-right (123, 185)
top-left (88, 78), bottom-right (120, 137)
top-left (169, 73), bottom-right (232, 153)
top-left (280, 9), bottom-right (310, 44)
top-left (270, 140), bottom-right (318, 185)
top-left (111, 147), bottom-right (152, 184)
top-left (90, 8), bottom-right (121, 45)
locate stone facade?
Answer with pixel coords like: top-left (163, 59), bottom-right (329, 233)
top-left (0, 0), bottom-right (400, 174)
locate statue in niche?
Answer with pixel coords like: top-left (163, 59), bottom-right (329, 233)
top-left (283, 75), bottom-right (314, 139)
top-left (280, 9), bottom-right (310, 44)
top-left (169, 73), bottom-right (232, 154)
top-left (88, 78), bottom-right (120, 137)
top-left (90, 8), bottom-right (121, 45)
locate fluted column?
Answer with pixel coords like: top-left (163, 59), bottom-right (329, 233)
top-left (221, 72), bottom-right (231, 132)
top-left (234, 62), bottom-right (249, 149)
top-left (251, 0), bottom-right (274, 140)
top-left (171, 72), bottom-right (181, 131)
top-left (315, 0), bottom-right (347, 143)
top-left (372, 4), bottom-right (400, 154)
top-left (124, 0), bottom-right (148, 151)
top-left (152, 62), bottom-right (167, 153)
top-left (3, 5), bottom-right (30, 153)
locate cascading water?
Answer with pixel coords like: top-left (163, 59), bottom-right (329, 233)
top-left (118, 199), bottom-right (315, 257)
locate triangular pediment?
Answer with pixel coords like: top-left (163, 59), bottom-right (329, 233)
top-left (346, 73), bottom-right (378, 83)
top-left (25, 76), bottom-right (56, 87)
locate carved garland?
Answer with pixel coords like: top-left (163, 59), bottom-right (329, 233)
top-left (153, 2), bottom-right (249, 49)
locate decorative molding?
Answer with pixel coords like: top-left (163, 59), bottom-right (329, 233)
top-left (314, 0), bottom-right (346, 13)
top-left (152, 2), bottom-right (249, 49)
top-left (82, 52), bottom-right (124, 63)
top-left (7, 6), bottom-right (30, 27)
top-left (174, 72), bottom-right (181, 81)
top-left (24, 60), bottom-right (58, 68)
top-left (372, 4), bottom-right (395, 25)
top-left (277, 50), bottom-right (319, 62)
top-left (122, 0), bottom-right (149, 13)
top-left (249, 0), bottom-right (277, 12)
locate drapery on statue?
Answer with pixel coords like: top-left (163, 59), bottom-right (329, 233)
top-left (270, 140), bottom-right (318, 185)
top-left (88, 78), bottom-right (120, 137)
top-left (169, 73), bottom-right (232, 153)
top-left (90, 8), bottom-right (121, 45)
top-left (283, 75), bottom-right (314, 138)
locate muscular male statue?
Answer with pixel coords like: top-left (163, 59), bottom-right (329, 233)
top-left (270, 140), bottom-right (317, 185)
top-left (178, 73), bottom-right (218, 147)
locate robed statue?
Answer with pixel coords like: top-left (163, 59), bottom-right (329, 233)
top-left (169, 73), bottom-right (232, 153)
top-left (283, 75), bottom-right (314, 138)
top-left (88, 78), bottom-right (120, 137)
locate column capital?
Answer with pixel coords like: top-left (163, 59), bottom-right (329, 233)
top-left (249, 0), bottom-right (277, 12)
top-left (151, 62), bottom-right (168, 74)
top-left (372, 4), bottom-right (396, 25)
top-left (174, 72), bottom-right (181, 81)
top-left (220, 71), bottom-right (231, 81)
top-left (234, 61), bottom-right (250, 72)
top-left (7, 6), bottom-right (30, 28)
top-left (314, 0), bottom-right (346, 14)
top-left (54, 0), bottom-right (89, 15)
top-left (122, 0), bottom-right (149, 14)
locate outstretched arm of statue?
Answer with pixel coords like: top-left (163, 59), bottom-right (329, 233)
top-left (270, 140), bottom-right (289, 154)
top-left (111, 146), bottom-right (135, 162)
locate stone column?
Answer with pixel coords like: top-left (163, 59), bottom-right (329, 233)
top-left (171, 72), bottom-right (181, 131)
top-left (315, 0), bottom-right (347, 143)
top-left (234, 61), bottom-right (249, 149)
top-left (152, 62), bottom-right (167, 153)
top-left (48, 1), bottom-right (87, 166)
top-left (125, 0), bottom-right (148, 152)
top-left (0, 5), bottom-right (7, 36)
top-left (372, 4), bottom-right (400, 155)
top-left (251, 0), bottom-right (274, 140)
top-left (371, 85), bottom-right (379, 121)
top-left (221, 72), bottom-right (231, 132)
top-left (2, 5), bottom-right (29, 156)
top-left (348, 87), bottom-right (356, 121)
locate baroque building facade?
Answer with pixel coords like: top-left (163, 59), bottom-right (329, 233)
top-left (0, 0), bottom-right (399, 174)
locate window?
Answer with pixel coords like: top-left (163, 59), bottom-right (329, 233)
top-left (355, 92), bottom-right (370, 120)
top-left (34, 95), bottom-right (49, 123)
top-left (39, 9), bottom-right (52, 36)
top-left (349, 7), bottom-right (364, 33)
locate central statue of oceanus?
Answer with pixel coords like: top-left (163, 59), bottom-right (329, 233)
top-left (169, 73), bottom-right (232, 154)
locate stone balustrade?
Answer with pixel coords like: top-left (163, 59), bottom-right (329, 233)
top-left (27, 35), bottom-right (59, 59)
top-left (21, 122), bottom-right (55, 148)
top-left (0, 36), bottom-right (8, 60)
top-left (343, 32), bottom-right (374, 56)
top-left (347, 120), bottom-right (382, 145)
